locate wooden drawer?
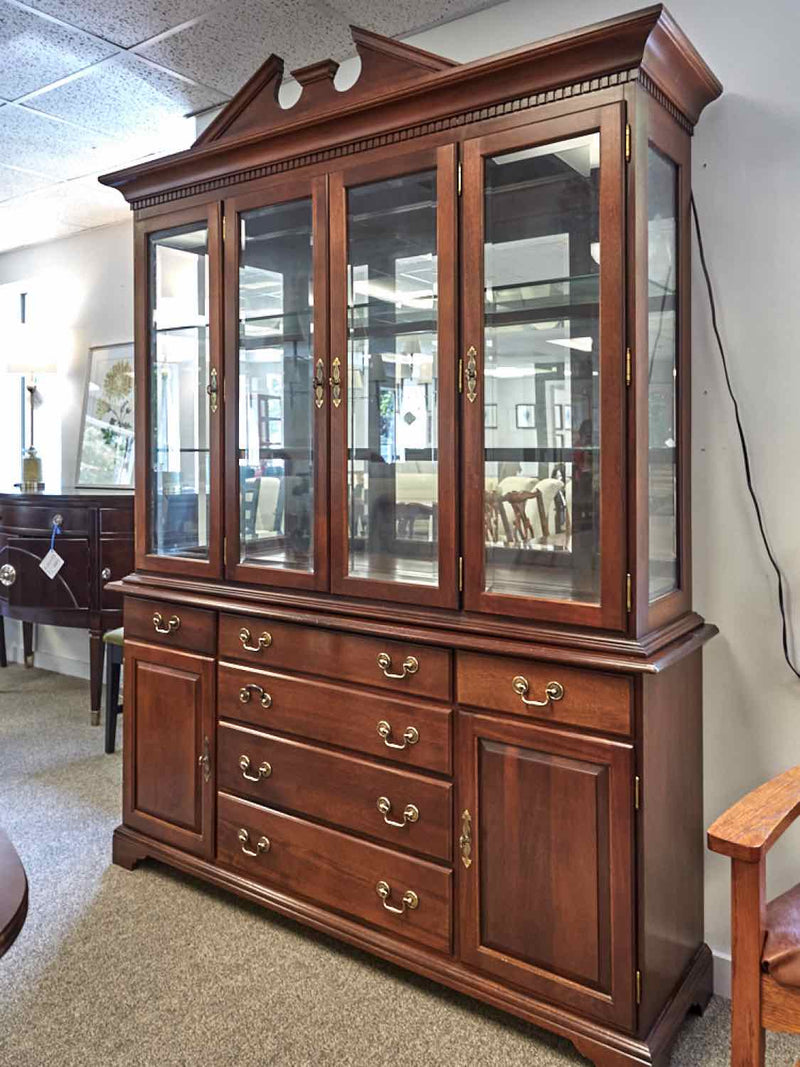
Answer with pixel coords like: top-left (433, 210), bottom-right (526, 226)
top-left (218, 662), bottom-right (452, 775)
top-left (125, 597), bottom-right (216, 654)
top-left (217, 791), bottom-right (452, 953)
top-left (0, 503), bottom-right (89, 535)
top-left (456, 652), bottom-right (632, 737)
top-left (218, 722), bottom-right (452, 862)
top-left (100, 507), bottom-right (133, 534)
top-left (219, 614), bottom-right (451, 702)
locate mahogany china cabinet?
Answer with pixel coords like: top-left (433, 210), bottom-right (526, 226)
top-left (101, 7), bottom-right (721, 1064)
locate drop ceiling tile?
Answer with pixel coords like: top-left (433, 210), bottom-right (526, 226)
top-left (0, 103), bottom-right (135, 179)
top-left (0, 197), bottom-right (81, 252)
top-left (0, 164), bottom-right (52, 202)
top-left (0, 1), bottom-right (118, 99)
top-left (10, 174), bottom-right (130, 228)
top-left (323, 0), bottom-right (495, 38)
top-left (24, 52), bottom-right (225, 141)
top-left (137, 0), bottom-right (354, 96)
top-left (22, 0), bottom-right (214, 49)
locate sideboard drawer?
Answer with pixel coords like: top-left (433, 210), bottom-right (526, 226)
top-left (218, 662), bottom-right (452, 775)
top-left (219, 614), bottom-right (451, 701)
top-left (125, 597), bottom-right (216, 654)
top-left (218, 722), bottom-right (452, 862)
top-left (456, 652), bottom-right (632, 737)
top-left (217, 791), bottom-right (452, 953)
top-left (0, 503), bottom-right (89, 535)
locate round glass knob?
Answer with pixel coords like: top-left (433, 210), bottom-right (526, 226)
top-left (0, 563), bottom-right (17, 587)
top-left (101, 567), bottom-right (111, 581)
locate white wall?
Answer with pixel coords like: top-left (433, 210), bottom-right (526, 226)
top-left (406, 0), bottom-right (800, 994)
top-left (0, 220), bottom-right (133, 676)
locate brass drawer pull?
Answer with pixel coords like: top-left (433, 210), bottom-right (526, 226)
top-left (239, 627), bottom-right (272, 653)
top-left (512, 676), bottom-right (564, 707)
top-left (239, 754), bottom-right (272, 782)
top-left (239, 684), bottom-right (272, 709)
top-left (377, 652), bottom-right (419, 680)
top-left (377, 796), bottom-right (419, 828)
top-left (376, 880), bottom-right (418, 915)
top-left (153, 612), bottom-right (180, 634)
top-left (377, 720), bottom-right (419, 750)
top-left (238, 828), bottom-right (270, 857)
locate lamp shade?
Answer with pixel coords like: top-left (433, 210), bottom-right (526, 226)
top-left (4, 324), bottom-right (59, 375)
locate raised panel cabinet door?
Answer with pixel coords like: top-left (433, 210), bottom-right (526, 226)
top-left (329, 144), bottom-right (458, 608)
top-left (457, 711), bottom-right (635, 1028)
top-left (461, 104), bottom-right (627, 629)
top-left (223, 175), bottom-right (330, 590)
top-left (134, 204), bottom-right (224, 579)
top-left (123, 640), bottom-right (215, 858)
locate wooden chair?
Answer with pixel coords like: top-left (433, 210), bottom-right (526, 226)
top-left (708, 766), bottom-right (800, 1066)
top-left (102, 627), bottom-right (124, 754)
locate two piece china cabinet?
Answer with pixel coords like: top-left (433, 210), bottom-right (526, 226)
top-left (101, 7), bottom-right (721, 1064)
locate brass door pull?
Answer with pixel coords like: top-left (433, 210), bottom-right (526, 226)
top-left (465, 345), bottom-right (478, 403)
top-left (313, 358), bottom-right (326, 409)
top-left (153, 612), bottom-right (180, 634)
top-left (377, 720), bottom-right (419, 749)
top-left (239, 754), bottom-right (272, 782)
top-left (376, 880), bottom-right (419, 914)
top-left (459, 808), bottom-right (472, 869)
top-left (239, 684), bottom-right (272, 709)
top-left (207, 367), bottom-right (219, 414)
top-left (377, 652), bottom-right (419, 679)
top-left (198, 736), bottom-right (211, 784)
top-left (238, 828), bottom-right (270, 857)
top-left (512, 676), bottom-right (564, 707)
top-left (377, 796), bottom-right (419, 828)
top-left (239, 627), bottom-right (272, 653)
top-left (329, 356), bottom-right (342, 408)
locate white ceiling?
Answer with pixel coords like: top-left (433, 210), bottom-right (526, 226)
top-left (0, 0), bottom-right (499, 255)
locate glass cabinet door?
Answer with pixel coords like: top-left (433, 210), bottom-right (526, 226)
top-left (137, 205), bottom-right (222, 576)
top-left (329, 147), bottom-right (457, 606)
top-left (462, 107), bottom-right (626, 627)
top-left (224, 176), bottom-right (328, 589)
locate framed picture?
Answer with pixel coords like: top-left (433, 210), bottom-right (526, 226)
top-left (516, 403), bottom-right (536, 429)
top-left (76, 342), bottom-right (135, 488)
top-left (484, 403), bottom-right (498, 430)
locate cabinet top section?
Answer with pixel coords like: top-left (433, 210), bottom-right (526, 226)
top-left (0, 488), bottom-right (133, 505)
top-left (100, 4), bottom-right (720, 210)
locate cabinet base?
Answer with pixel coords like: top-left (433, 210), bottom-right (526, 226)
top-left (112, 825), bottom-right (712, 1066)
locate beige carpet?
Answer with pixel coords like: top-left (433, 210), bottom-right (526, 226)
top-left (1, 665), bottom-right (799, 1066)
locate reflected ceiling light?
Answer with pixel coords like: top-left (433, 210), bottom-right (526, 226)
top-left (546, 336), bottom-right (593, 353)
top-left (590, 242), bottom-right (600, 265)
top-left (352, 280), bottom-right (432, 310)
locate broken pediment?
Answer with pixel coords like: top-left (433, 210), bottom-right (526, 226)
top-left (195, 26), bottom-right (458, 147)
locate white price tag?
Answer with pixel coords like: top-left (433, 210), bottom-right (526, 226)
top-left (40, 549), bottom-right (64, 580)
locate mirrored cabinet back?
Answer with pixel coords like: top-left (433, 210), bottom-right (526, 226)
top-left (101, 8), bottom-right (722, 1064)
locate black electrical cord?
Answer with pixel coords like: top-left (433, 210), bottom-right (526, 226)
top-left (691, 192), bottom-right (800, 680)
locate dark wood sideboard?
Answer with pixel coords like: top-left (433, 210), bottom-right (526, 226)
top-left (0, 490), bottom-right (134, 722)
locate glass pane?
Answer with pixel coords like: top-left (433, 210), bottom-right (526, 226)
top-left (647, 147), bottom-right (678, 601)
top-left (483, 134), bottom-right (601, 604)
top-left (238, 199), bottom-right (314, 571)
top-left (149, 223), bottom-right (210, 559)
top-left (346, 170), bottom-right (439, 586)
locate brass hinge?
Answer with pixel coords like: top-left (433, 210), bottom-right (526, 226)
top-left (625, 123), bottom-right (632, 163)
top-left (636, 969), bottom-right (642, 1005)
top-left (626, 572), bottom-right (632, 613)
top-left (458, 555), bottom-right (464, 592)
top-left (634, 775), bottom-right (641, 811)
top-left (458, 357), bottom-right (463, 394)
top-left (222, 215), bottom-right (227, 241)
top-left (625, 347), bottom-right (632, 387)
top-left (457, 161), bottom-right (463, 196)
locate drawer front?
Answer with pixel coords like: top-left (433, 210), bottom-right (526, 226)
top-left (0, 504), bottom-right (89, 535)
top-left (99, 506), bottom-right (133, 534)
top-left (456, 652), bottom-right (632, 736)
top-left (217, 791), bottom-right (452, 953)
top-left (219, 614), bottom-right (451, 701)
top-left (218, 722), bottom-right (452, 862)
top-left (218, 662), bottom-right (452, 775)
top-left (125, 597), bottom-right (216, 654)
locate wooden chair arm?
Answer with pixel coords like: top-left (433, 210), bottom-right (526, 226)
top-left (708, 765), bottom-right (800, 863)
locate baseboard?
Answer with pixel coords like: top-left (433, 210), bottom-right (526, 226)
top-left (712, 949), bottom-right (731, 998)
top-left (4, 642), bottom-right (90, 681)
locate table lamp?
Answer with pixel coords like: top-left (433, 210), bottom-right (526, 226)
top-left (7, 339), bottom-right (58, 492)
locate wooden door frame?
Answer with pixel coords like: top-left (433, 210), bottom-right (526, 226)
top-left (457, 710), bottom-right (635, 1028)
top-left (133, 203), bottom-right (224, 579)
top-left (329, 143), bottom-right (459, 608)
top-left (223, 174), bottom-right (330, 591)
top-left (122, 640), bottom-right (216, 859)
top-left (461, 103), bottom-right (627, 630)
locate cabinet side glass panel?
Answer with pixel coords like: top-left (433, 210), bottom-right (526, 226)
top-left (148, 223), bottom-right (210, 559)
top-left (483, 134), bottom-right (600, 604)
top-left (346, 170), bottom-right (439, 587)
top-left (647, 146), bottom-right (679, 601)
top-left (237, 198), bottom-right (314, 572)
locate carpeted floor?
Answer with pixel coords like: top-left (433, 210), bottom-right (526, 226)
top-left (0, 666), bottom-right (799, 1066)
